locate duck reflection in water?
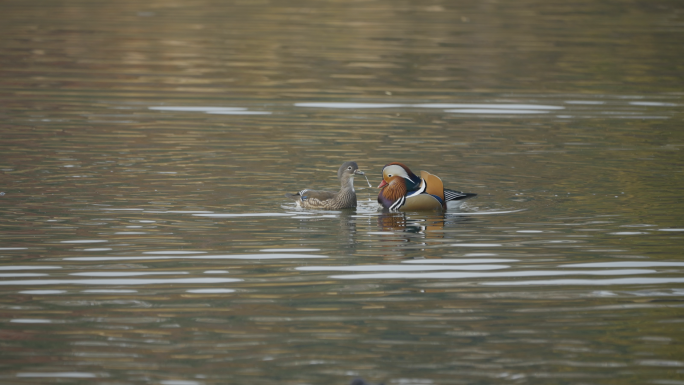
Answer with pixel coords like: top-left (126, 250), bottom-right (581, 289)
top-left (291, 210), bottom-right (360, 250)
top-left (350, 378), bottom-right (383, 385)
top-left (377, 211), bottom-right (472, 237)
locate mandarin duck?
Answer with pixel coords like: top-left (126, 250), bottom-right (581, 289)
top-left (377, 162), bottom-right (476, 211)
top-left (286, 161), bottom-right (365, 209)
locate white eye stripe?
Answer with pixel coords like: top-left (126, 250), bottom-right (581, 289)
top-left (384, 165), bottom-right (410, 180)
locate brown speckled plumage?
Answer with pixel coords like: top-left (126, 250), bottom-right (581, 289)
top-left (286, 161), bottom-right (364, 210)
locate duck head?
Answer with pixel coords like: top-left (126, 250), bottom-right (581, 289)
top-left (377, 162), bottom-right (421, 191)
top-left (338, 161), bottom-right (364, 179)
top-left (338, 161), bottom-right (365, 189)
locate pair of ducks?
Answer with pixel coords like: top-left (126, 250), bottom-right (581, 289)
top-left (286, 161), bottom-right (476, 211)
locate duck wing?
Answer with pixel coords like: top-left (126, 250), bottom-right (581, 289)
top-left (419, 171), bottom-right (445, 202)
top-left (291, 189), bottom-right (337, 202)
top-left (444, 189), bottom-right (477, 201)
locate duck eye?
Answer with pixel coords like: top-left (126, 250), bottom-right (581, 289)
top-left (388, 174), bottom-right (393, 177)
top-left (348, 166), bottom-right (352, 170)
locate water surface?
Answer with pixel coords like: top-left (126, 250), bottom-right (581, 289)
top-left (1, 0), bottom-right (683, 384)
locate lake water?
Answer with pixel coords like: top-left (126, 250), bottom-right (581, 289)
top-left (1, 0), bottom-right (683, 384)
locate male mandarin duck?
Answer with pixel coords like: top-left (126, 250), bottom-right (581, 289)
top-left (286, 161), bottom-right (365, 209)
top-left (377, 162), bottom-right (476, 211)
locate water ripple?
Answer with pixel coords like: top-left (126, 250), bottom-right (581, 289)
top-left (562, 261), bottom-right (684, 268)
top-left (483, 277), bottom-right (684, 286)
top-left (70, 272), bottom-right (190, 277)
top-left (298, 264), bottom-right (509, 272)
top-left (330, 269), bottom-right (653, 280)
top-left (64, 253), bottom-right (328, 261)
top-left (0, 278), bottom-right (241, 286)
top-left (402, 259), bottom-right (517, 264)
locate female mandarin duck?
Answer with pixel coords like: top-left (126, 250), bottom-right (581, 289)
top-left (286, 161), bottom-right (365, 209)
top-left (377, 162), bottom-right (476, 211)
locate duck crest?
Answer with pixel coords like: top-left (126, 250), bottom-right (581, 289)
top-left (382, 162), bottom-right (421, 191)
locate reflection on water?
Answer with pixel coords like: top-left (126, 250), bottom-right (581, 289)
top-left (150, 106), bottom-right (272, 115)
top-left (484, 277), bottom-right (684, 286)
top-left (328, 269), bottom-right (653, 280)
top-left (297, 102), bottom-right (566, 114)
top-left (63, 253), bottom-right (329, 261)
top-left (1, 0), bottom-right (684, 383)
top-left (0, 277), bottom-right (241, 285)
